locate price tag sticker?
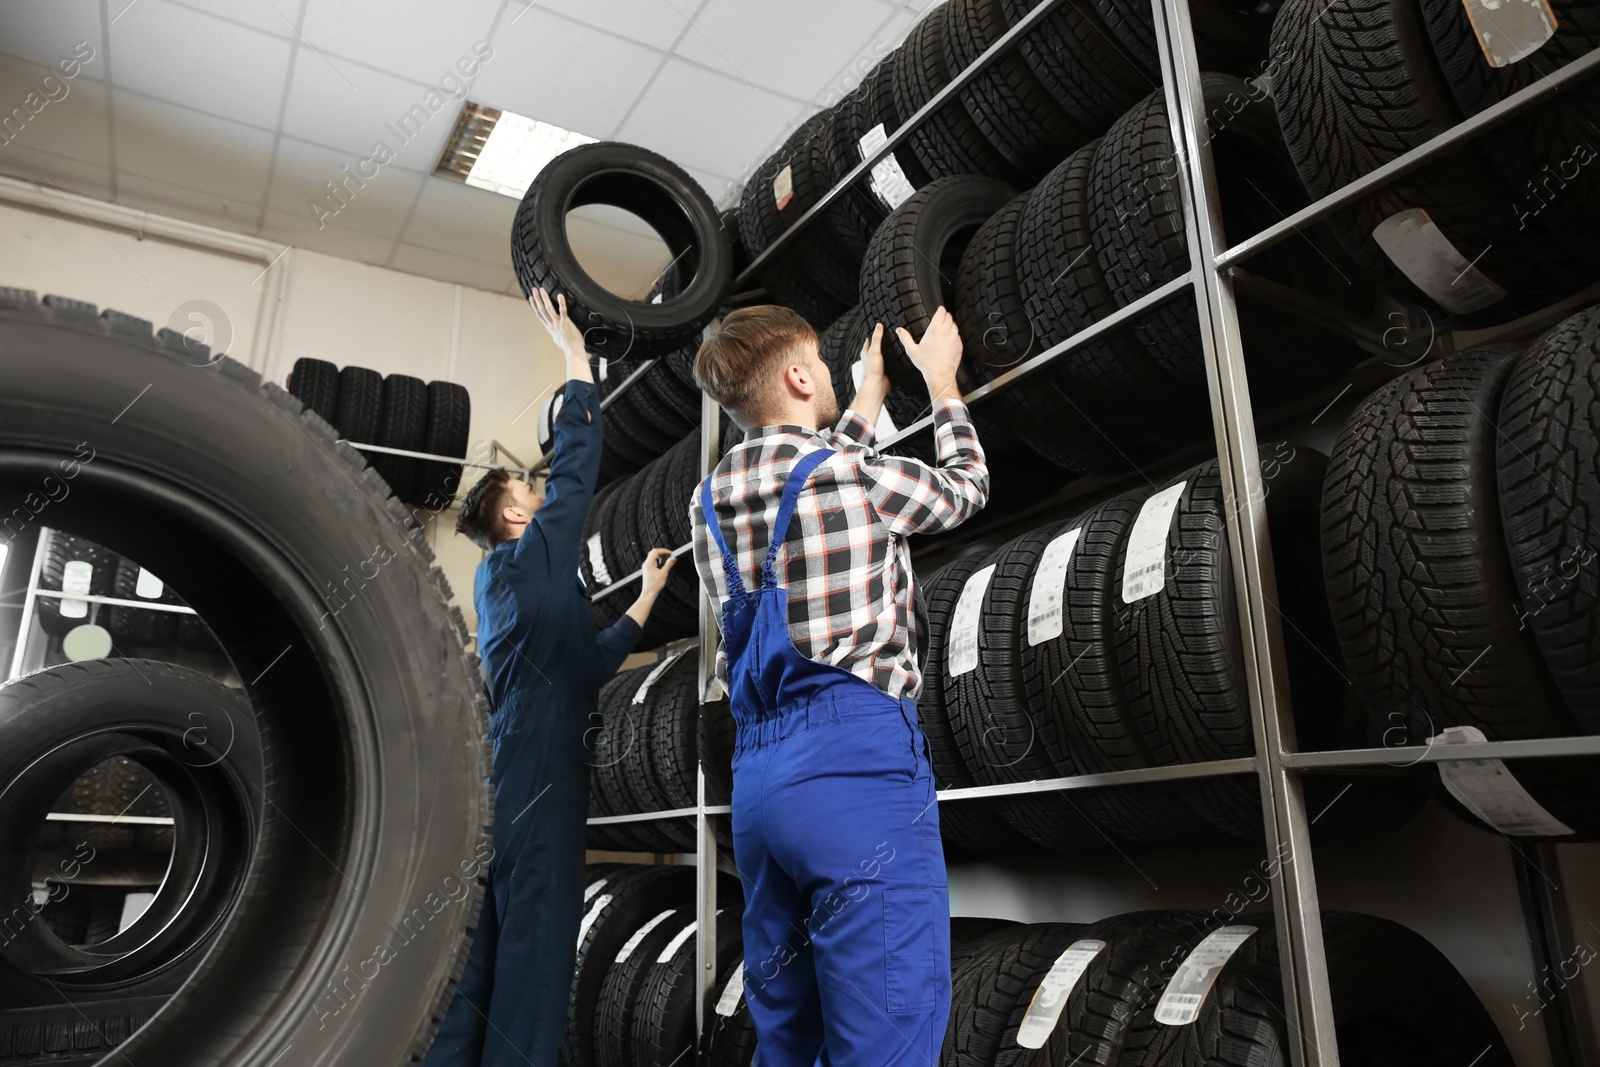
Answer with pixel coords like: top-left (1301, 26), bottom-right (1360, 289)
top-left (715, 967), bottom-right (746, 1016)
top-left (1121, 482), bottom-right (1186, 603)
top-left (773, 164), bottom-right (794, 211)
top-left (576, 893), bottom-right (613, 945)
top-left (60, 559), bottom-right (92, 619)
top-left (1372, 208), bottom-right (1507, 315)
top-left (634, 649), bottom-right (688, 705)
top-left (135, 568), bottom-right (164, 599)
top-left (1460, 0), bottom-right (1556, 67)
top-left (615, 909), bottom-right (675, 964)
top-left (587, 532), bottom-right (612, 587)
top-left (656, 918), bottom-right (697, 963)
top-left (1027, 527), bottom-right (1081, 646)
top-left (1015, 939), bottom-right (1106, 1048)
top-left (1153, 925), bottom-right (1257, 1026)
top-left (858, 124), bottom-right (917, 210)
top-left (1434, 725), bottom-right (1575, 836)
top-left (947, 563), bottom-right (995, 677)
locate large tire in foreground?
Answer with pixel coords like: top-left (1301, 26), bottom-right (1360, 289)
top-left (513, 142), bottom-right (732, 360)
top-left (0, 290), bottom-right (490, 1064)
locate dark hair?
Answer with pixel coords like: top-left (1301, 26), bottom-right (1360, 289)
top-left (693, 305), bottom-right (817, 427)
top-left (456, 468), bottom-right (515, 550)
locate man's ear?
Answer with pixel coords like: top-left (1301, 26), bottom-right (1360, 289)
top-left (786, 360), bottom-right (817, 400)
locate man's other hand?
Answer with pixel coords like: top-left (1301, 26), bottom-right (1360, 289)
top-left (896, 307), bottom-right (962, 404)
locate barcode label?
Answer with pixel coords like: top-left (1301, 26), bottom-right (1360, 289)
top-left (715, 968), bottom-right (745, 1016)
top-left (1027, 527), bottom-right (1081, 646)
top-left (858, 123), bottom-right (917, 209)
top-left (947, 563), bottom-right (996, 677)
top-left (587, 532), bottom-right (612, 587)
top-left (634, 649), bottom-right (688, 705)
top-left (1121, 482), bottom-right (1186, 603)
top-left (1154, 925), bottom-right (1257, 1026)
top-left (1015, 939), bottom-right (1105, 1048)
top-left (773, 164), bottom-right (794, 210)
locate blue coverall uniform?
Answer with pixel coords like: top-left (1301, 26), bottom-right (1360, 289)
top-left (424, 378), bottom-right (641, 1067)
top-left (700, 448), bottom-right (951, 1066)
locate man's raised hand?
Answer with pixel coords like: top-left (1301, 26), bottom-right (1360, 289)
top-left (895, 307), bottom-right (963, 404)
top-left (530, 288), bottom-right (592, 381)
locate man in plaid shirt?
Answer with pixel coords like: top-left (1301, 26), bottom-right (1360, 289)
top-left (690, 304), bottom-right (987, 1064)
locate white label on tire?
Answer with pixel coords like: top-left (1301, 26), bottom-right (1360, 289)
top-left (634, 649), bottom-right (688, 705)
top-left (947, 564), bottom-right (995, 678)
top-left (134, 568), bottom-right (164, 599)
top-left (1015, 939), bottom-right (1106, 1048)
top-left (615, 909), bottom-right (676, 964)
top-left (656, 918), bottom-right (697, 963)
top-left (715, 967), bottom-right (746, 1016)
top-left (858, 123), bottom-right (917, 210)
top-left (1372, 208), bottom-right (1507, 315)
top-left (773, 164), bottom-right (794, 211)
top-left (587, 532), bottom-right (612, 587)
top-left (583, 877), bottom-right (609, 904)
top-left (1154, 926), bottom-right (1257, 1025)
top-left (1462, 0), bottom-right (1556, 66)
top-left (538, 390), bottom-right (564, 450)
top-left (1434, 725), bottom-right (1575, 836)
top-left (1027, 527), bottom-right (1082, 647)
top-left (850, 359), bottom-right (898, 439)
top-left (60, 559), bottom-right (92, 618)
top-left (1121, 483), bottom-right (1186, 603)
top-left (577, 893), bottom-right (613, 945)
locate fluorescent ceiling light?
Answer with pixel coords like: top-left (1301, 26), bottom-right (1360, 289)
top-left (435, 103), bottom-right (597, 199)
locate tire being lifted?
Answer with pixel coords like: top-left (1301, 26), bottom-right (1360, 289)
top-left (0, 291), bottom-right (490, 1064)
top-left (512, 142), bottom-right (733, 360)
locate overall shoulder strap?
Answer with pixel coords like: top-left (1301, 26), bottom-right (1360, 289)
top-left (699, 474), bottom-right (746, 599)
top-left (761, 448), bottom-right (834, 580)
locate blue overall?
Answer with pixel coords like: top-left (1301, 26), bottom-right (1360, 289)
top-left (700, 448), bottom-right (951, 1066)
top-left (424, 379), bottom-right (640, 1067)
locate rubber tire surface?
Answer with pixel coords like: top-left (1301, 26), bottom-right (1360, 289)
top-left (0, 289), bottom-right (491, 1064)
top-left (1322, 346), bottom-right (1573, 741)
top-left (287, 357), bottom-right (339, 425)
top-left (998, 0), bottom-right (1154, 131)
top-left (371, 374), bottom-right (429, 505)
top-left (513, 142), bottom-right (732, 360)
top-left (333, 365), bottom-right (382, 443)
top-left (416, 380), bottom-right (471, 511)
top-left (893, 10), bottom-right (1027, 183)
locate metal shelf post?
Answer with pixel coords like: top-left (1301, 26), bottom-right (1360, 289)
top-left (1148, 0), bottom-right (1337, 1062)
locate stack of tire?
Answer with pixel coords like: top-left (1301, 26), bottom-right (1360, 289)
top-left (1322, 306), bottom-right (1600, 838)
top-left (587, 650), bottom-right (735, 853)
top-left (537, 347), bottom-right (705, 488)
top-left (739, 0), bottom-right (1287, 325)
top-left (34, 531), bottom-right (225, 658)
top-left (699, 910), bottom-right (1508, 1066)
top-left (917, 443), bottom-right (1424, 861)
top-left (581, 432), bottom-right (703, 649)
top-left (567, 862), bottom-right (743, 1067)
top-left (287, 357), bottom-right (470, 509)
top-left (1270, 0), bottom-right (1600, 323)
top-left (853, 79), bottom-right (1355, 482)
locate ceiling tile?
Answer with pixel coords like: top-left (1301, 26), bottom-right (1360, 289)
top-left (0, 143), bottom-right (113, 201)
top-left (615, 59), bottom-right (803, 178)
top-left (565, 212), bottom-right (673, 301)
top-left (112, 89), bottom-right (276, 201)
top-left (299, 0), bottom-right (500, 81)
top-left (468, 7), bottom-right (662, 139)
top-left (266, 135), bottom-right (426, 238)
top-left (109, 1), bottom-right (292, 128)
top-left (398, 178), bottom-right (515, 265)
top-left (259, 206), bottom-right (396, 266)
top-left (514, 0), bottom-right (692, 50)
top-left (279, 50), bottom-right (457, 171)
top-left (0, 57), bottom-right (112, 165)
top-left (113, 169), bottom-right (261, 233)
top-left (161, 0), bottom-right (302, 38)
top-left (674, 0), bottom-right (896, 102)
top-left (0, 0), bottom-right (104, 69)
top-left (391, 243), bottom-right (514, 293)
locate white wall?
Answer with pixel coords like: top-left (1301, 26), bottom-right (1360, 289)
top-left (0, 193), bottom-right (664, 630)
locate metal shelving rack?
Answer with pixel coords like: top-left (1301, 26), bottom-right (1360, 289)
top-left (577, 0), bottom-right (1600, 1060)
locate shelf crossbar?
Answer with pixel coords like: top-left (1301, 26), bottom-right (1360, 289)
top-left (1217, 46), bottom-right (1600, 271)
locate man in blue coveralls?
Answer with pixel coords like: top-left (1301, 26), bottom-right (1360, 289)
top-left (425, 288), bottom-right (676, 1067)
top-left (690, 304), bottom-right (988, 1063)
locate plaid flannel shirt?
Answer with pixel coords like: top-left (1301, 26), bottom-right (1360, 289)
top-left (690, 398), bottom-right (989, 701)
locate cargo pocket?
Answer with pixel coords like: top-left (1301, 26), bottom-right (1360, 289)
top-left (881, 886), bottom-right (936, 1013)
